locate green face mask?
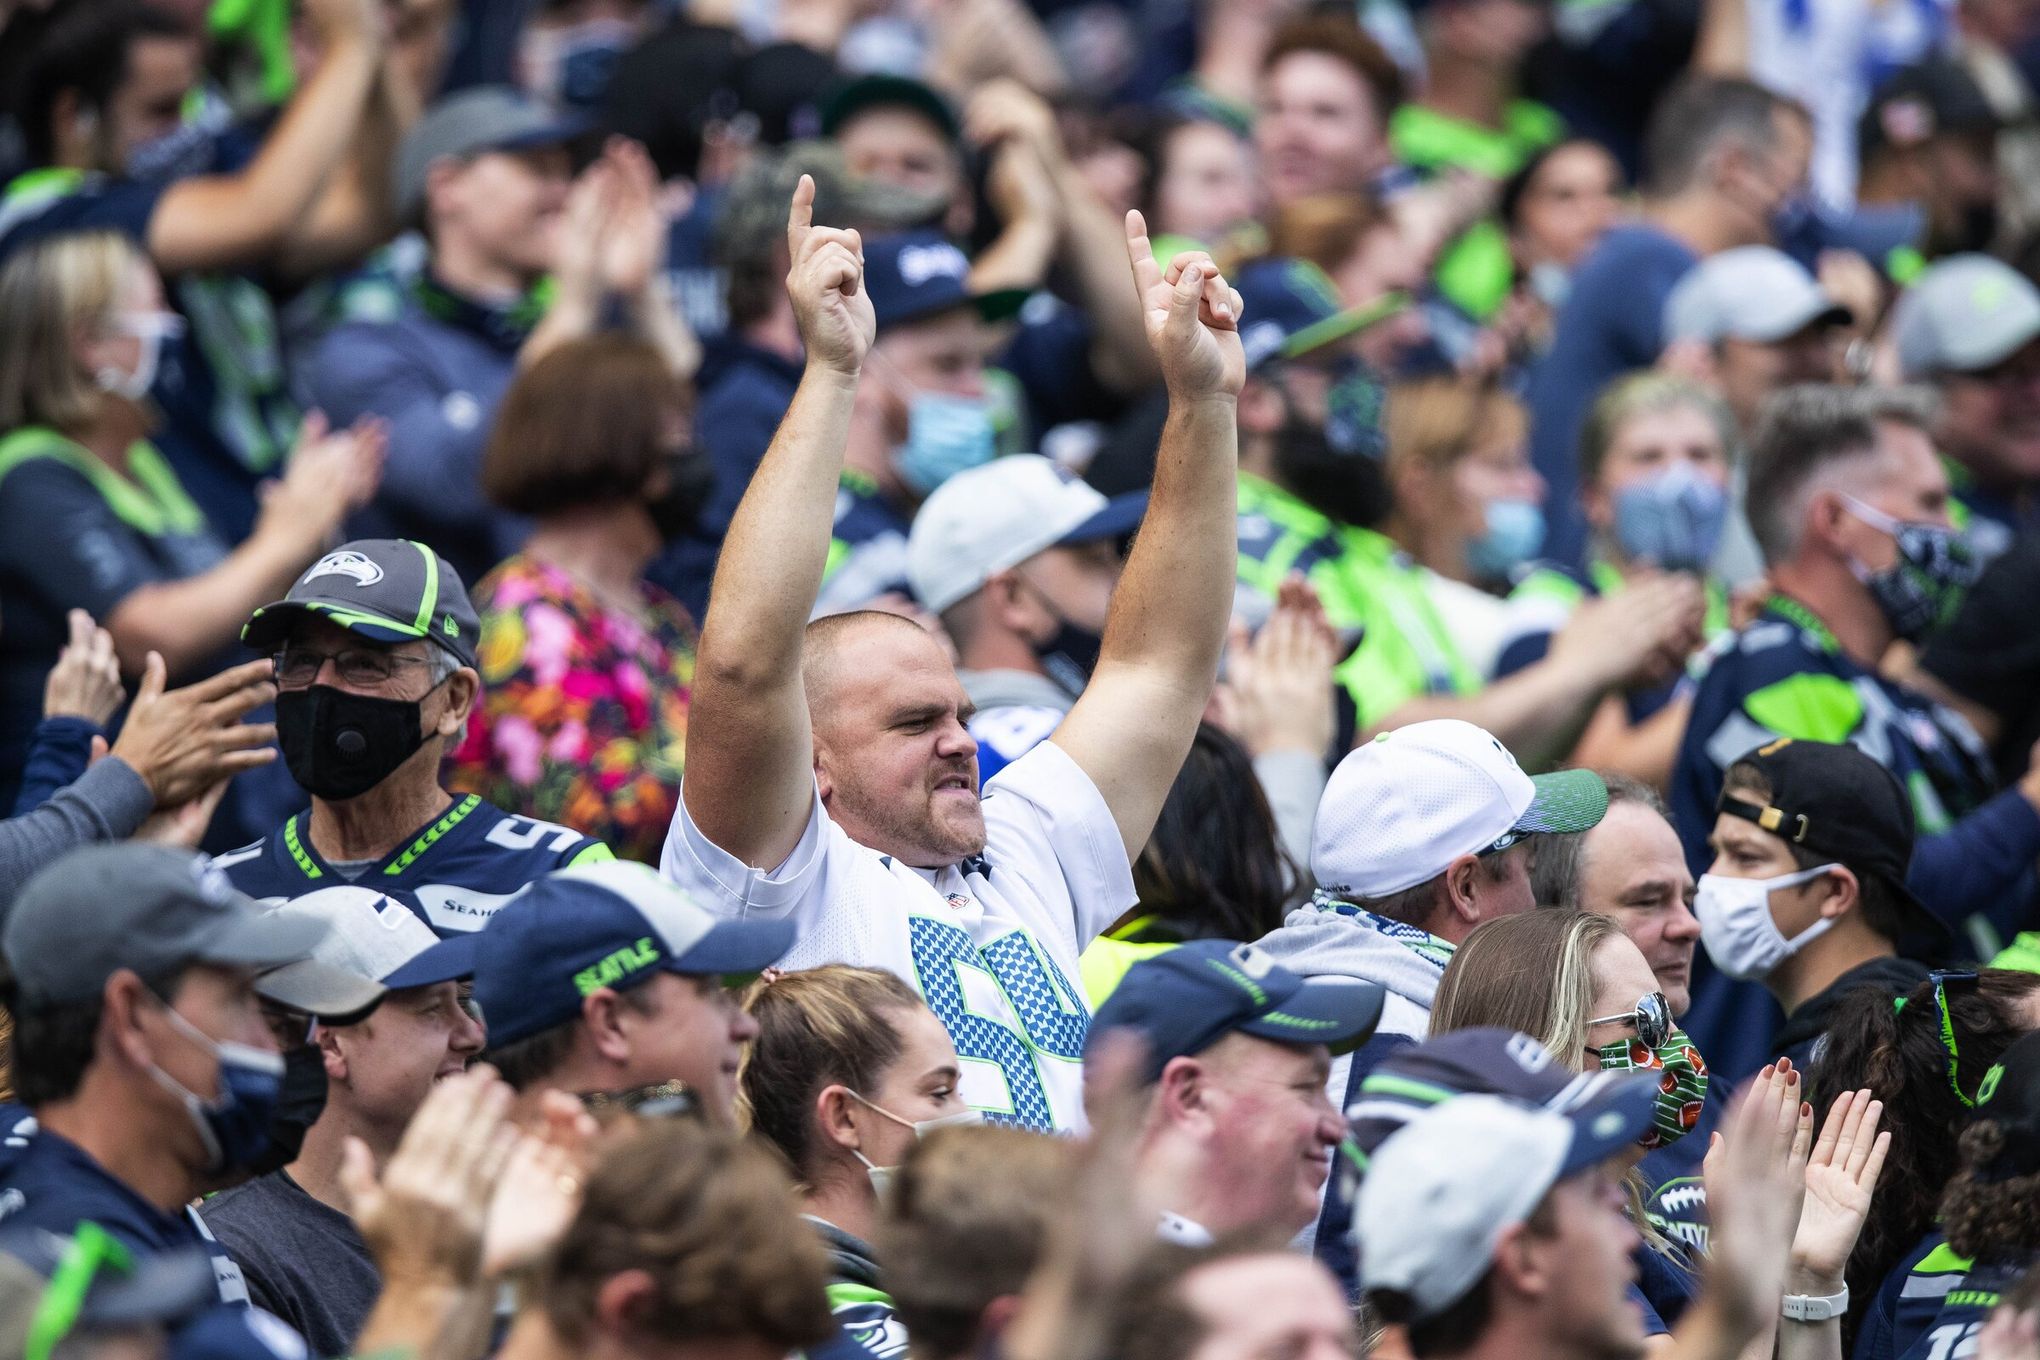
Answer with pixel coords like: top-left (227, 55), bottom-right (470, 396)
top-left (1594, 1028), bottom-right (1710, 1150)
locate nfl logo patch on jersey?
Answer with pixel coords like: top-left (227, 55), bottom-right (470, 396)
top-left (946, 893), bottom-right (971, 910)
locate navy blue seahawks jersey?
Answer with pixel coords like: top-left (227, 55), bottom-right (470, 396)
top-left (214, 795), bottom-right (613, 934)
top-left (1856, 1231), bottom-right (1968, 1360)
top-left (1899, 1254), bottom-right (2030, 1360)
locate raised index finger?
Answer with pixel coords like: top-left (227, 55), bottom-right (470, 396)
top-left (788, 173), bottom-right (816, 257)
top-left (1124, 208), bottom-right (1162, 300)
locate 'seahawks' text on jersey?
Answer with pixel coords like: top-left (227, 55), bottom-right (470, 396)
top-left (214, 795), bottom-right (613, 933)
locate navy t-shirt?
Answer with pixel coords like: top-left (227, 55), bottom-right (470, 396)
top-left (1525, 225), bottom-right (1698, 568)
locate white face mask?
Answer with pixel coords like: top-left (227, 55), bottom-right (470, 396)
top-left (1693, 863), bottom-right (1841, 981)
top-left (95, 311), bottom-right (184, 402)
top-left (847, 1090), bottom-right (985, 1201)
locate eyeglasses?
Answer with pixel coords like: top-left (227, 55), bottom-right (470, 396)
top-left (272, 647), bottom-right (432, 690)
top-left (1895, 969), bottom-right (1980, 1106)
top-left (1588, 991), bottom-right (1674, 1051)
top-left (25, 1222), bottom-right (133, 1360)
top-left (580, 1080), bottom-right (701, 1121)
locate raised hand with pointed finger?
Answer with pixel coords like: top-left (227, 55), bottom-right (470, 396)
top-left (786, 174), bottom-right (876, 378)
top-left (1124, 209), bottom-right (1244, 400)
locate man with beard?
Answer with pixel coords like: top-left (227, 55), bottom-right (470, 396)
top-left (1230, 257), bottom-right (1701, 764)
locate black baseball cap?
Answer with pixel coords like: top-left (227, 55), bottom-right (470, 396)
top-left (862, 230), bottom-right (1028, 332)
top-left (0, 845), bottom-right (376, 1020)
top-left (1969, 1029), bottom-right (2040, 1180)
top-left (1860, 59), bottom-right (2000, 164)
top-left (819, 73), bottom-right (960, 144)
top-left (1716, 737), bottom-right (1944, 942)
top-left (404, 862), bottom-right (793, 1048)
top-left (1085, 939), bottom-right (1385, 1082)
top-left (242, 539), bottom-right (479, 670)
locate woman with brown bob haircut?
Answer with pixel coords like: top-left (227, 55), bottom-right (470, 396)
top-left (446, 334), bottom-right (708, 863)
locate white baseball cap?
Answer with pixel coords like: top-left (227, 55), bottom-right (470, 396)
top-left (1310, 721), bottom-right (1608, 898)
top-left (1354, 1091), bottom-right (1653, 1320)
top-left (1662, 246), bottom-right (1851, 345)
top-left (1890, 253), bottom-right (2040, 377)
top-left (266, 887), bottom-right (472, 992)
top-left (906, 455), bottom-right (1147, 614)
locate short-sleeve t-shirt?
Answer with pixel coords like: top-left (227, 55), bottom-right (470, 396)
top-left (200, 1171), bottom-right (379, 1359)
top-left (661, 739), bottom-right (1135, 1132)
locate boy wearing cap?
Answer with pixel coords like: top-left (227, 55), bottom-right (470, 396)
top-left (200, 887), bottom-right (483, 1358)
top-left (1084, 940), bottom-right (1384, 1245)
top-left (414, 861), bottom-right (789, 1125)
top-left (906, 454), bottom-right (1145, 780)
top-left (1356, 1091), bottom-right (1657, 1360)
top-left (0, 845), bottom-right (372, 1309)
top-left (217, 538), bottom-right (612, 936)
top-left (1254, 720), bottom-right (1607, 1249)
top-left (302, 95), bottom-right (691, 586)
top-left (665, 189), bottom-right (1242, 1134)
top-left (1698, 738), bottom-right (1944, 1071)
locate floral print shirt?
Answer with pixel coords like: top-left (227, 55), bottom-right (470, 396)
top-left (447, 556), bottom-right (694, 864)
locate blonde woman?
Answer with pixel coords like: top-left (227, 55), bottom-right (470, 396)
top-left (740, 966), bottom-right (980, 1360)
top-left (0, 231), bottom-right (384, 812)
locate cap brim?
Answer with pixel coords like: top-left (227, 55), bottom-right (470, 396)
top-left (1058, 492), bottom-right (1148, 546)
top-left (489, 112), bottom-right (595, 155)
top-left (256, 957), bottom-right (386, 1025)
top-left (667, 918), bottom-right (795, 980)
top-left (1513, 768), bottom-right (1609, 835)
top-left (1237, 977), bottom-right (1387, 1056)
top-left (383, 934), bottom-right (479, 990)
top-left (242, 600), bottom-right (427, 653)
top-left (1744, 300), bottom-right (1853, 343)
top-left (1278, 291), bottom-right (1410, 363)
top-left (196, 907), bottom-right (329, 972)
top-left (1555, 1071), bottom-right (1658, 1176)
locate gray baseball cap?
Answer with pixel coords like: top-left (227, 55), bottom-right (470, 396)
top-left (1663, 247), bottom-right (1852, 345)
top-left (2, 846), bottom-right (328, 1009)
top-left (242, 539), bottom-right (479, 669)
top-left (395, 86), bottom-right (591, 224)
top-left (1891, 253), bottom-right (2040, 377)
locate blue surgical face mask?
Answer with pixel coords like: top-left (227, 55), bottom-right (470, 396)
top-left (148, 1003), bottom-right (285, 1176)
top-left (1612, 463), bottom-right (1729, 573)
top-left (895, 392), bottom-right (996, 496)
top-left (1466, 498), bottom-right (1546, 580)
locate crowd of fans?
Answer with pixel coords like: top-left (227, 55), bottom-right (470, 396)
top-left (5, 0), bottom-right (2040, 1357)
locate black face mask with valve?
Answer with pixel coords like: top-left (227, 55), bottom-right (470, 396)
top-left (276, 685), bottom-right (433, 801)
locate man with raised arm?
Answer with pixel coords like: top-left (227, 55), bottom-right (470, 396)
top-left (662, 178), bottom-right (1243, 1133)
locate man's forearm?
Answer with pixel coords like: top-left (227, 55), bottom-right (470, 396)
top-left (1096, 395), bottom-right (1236, 685)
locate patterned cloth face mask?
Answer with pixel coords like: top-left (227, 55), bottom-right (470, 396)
top-left (1591, 993), bottom-right (1710, 1149)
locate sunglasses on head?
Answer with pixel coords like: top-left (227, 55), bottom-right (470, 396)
top-left (1589, 991), bottom-right (1674, 1051)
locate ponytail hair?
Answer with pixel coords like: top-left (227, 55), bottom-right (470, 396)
top-left (1811, 968), bottom-right (2040, 1348)
top-left (737, 966), bottom-right (928, 1187)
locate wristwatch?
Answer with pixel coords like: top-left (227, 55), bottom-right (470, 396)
top-left (1781, 1287), bottom-right (1849, 1322)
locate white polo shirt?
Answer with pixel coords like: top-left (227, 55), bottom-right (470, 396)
top-left (662, 740), bottom-right (1133, 1133)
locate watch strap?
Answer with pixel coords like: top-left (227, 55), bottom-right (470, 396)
top-left (1781, 1286), bottom-right (1849, 1322)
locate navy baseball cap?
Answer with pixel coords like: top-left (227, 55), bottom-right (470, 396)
top-left (1344, 1027), bottom-right (1660, 1164)
top-left (0, 1225), bottom-right (217, 1357)
top-left (407, 862), bottom-right (794, 1048)
top-left (1087, 940), bottom-right (1385, 1081)
top-left (1234, 257), bottom-right (1408, 371)
top-left (863, 231), bottom-right (1028, 332)
top-left (243, 539), bottom-right (479, 670)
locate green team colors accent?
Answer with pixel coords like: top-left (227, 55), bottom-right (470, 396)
top-left (1392, 101), bottom-right (1563, 319)
top-left (386, 795), bottom-right (484, 875)
top-left (1991, 932), bottom-right (2040, 975)
top-left (1235, 475), bottom-right (1477, 730)
top-left (567, 841), bottom-right (615, 868)
top-left (0, 429), bottom-right (208, 538)
top-left (1741, 672), bottom-right (1865, 745)
top-left (1078, 934), bottom-right (1178, 1005)
top-left (281, 815), bottom-right (322, 880)
top-left (1436, 221), bottom-right (1516, 320)
top-left (574, 936), bottom-right (662, 995)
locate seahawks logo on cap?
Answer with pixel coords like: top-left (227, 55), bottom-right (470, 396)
top-left (302, 550), bottom-right (384, 588)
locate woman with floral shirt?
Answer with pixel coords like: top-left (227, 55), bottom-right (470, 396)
top-left (447, 336), bottom-right (707, 863)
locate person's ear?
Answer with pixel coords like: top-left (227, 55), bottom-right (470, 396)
top-left (582, 989), bottom-right (633, 1064)
top-left (1803, 488), bottom-right (1852, 559)
top-left (593, 1268), bottom-right (661, 1338)
top-left (1443, 854), bottom-right (1483, 926)
top-left (1490, 1220), bottom-right (1548, 1300)
top-left (435, 667), bottom-right (479, 736)
top-left (816, 1084), bottom-right (864, 1154)
top-left (318, 1024), bottom-right (351, 1084)
top-left (1813, 864), bottom-right (1859, 921)
top-left (1156, 1055), bottom-right (1209, 1127)
top-left (423, 157), bottom-right (465, 223)
top-left (984, 570), bottom-right (1046, 639)
top-left (100, 970), bottom-right (157, 1072)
